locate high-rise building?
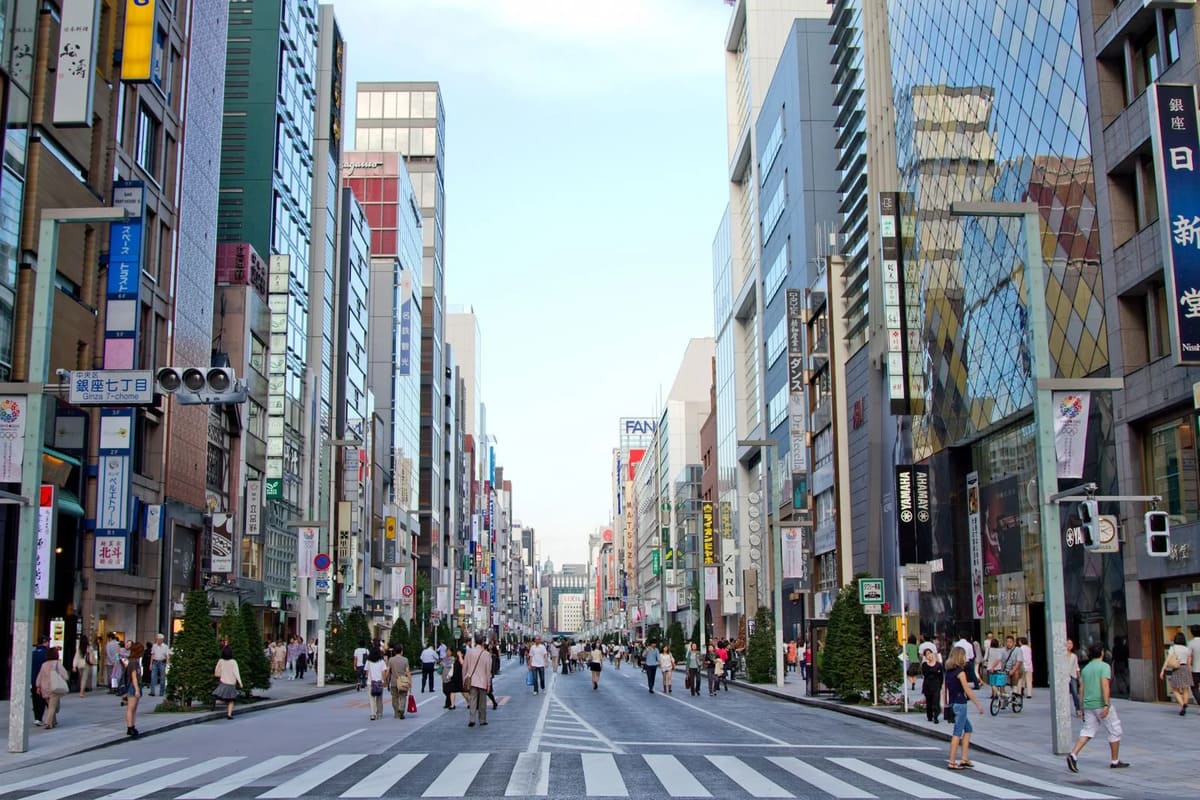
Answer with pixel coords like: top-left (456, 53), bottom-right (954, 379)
top-left (354, 83), bottom-right (449, 593)
top-left (219, 0), bottom-right (319, 617)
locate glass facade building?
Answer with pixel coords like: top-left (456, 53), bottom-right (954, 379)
top-left (886, 0), bottom-right (1125, 689)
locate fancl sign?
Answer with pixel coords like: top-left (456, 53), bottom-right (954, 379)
top-left (619, 417), bottom-right (657, 439)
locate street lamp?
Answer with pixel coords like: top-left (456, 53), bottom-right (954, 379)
top-left (6, 207), bottom-right (130, 753)
top-left (949, 201), bottom-right (1072, 753)
top-left (739, 438), bottom-right (784, 688)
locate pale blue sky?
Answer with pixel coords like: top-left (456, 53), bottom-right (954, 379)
top-left (339, 0), bottom-right (731, 567)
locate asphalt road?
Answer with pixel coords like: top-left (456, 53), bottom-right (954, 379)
top-left (0, 656), bottom-right (1149, 799)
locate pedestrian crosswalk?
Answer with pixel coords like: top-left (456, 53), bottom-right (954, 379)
top-left (0, 751), bottom-right (1120, 799)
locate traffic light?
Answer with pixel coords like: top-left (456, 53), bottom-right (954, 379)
top-left (1145, 510), bottom-right (1171, 557)
top-left (155, 367), bottom-right (247, 405)
top-left (1078, 500), bottom-right (1100, 550)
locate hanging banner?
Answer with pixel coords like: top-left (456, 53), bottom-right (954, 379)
top-left (966, 471), bottom-right (984, 619)
top-left (1052, 391), bottom-right (1091, 479)
top-left (1150, 83), bottom-right (1200, 365)
top-left (35, 485), bottom-right (56, 599)
top-left (144, 503), bottom-right (163, 542)
top-left (781, 525), bottom-right (809, 584)
top-left (0, 396), bottom-right (27, 482)
top-left (666, 586), bottom-right (679, 612)
top-left (245, 479), bottom-right (262, 537)
top-left (721, 548), bottom-right (740, 612)
top-left (210, 513), bottom-right (234, 573)
top-left (296, 526), bottom-right (318, 578)
top-left (52, 0), bottom-right (101, 126)
top-left (704, 566), bottom-right (719, 601)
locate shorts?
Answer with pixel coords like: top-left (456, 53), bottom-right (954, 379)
top-left (1079, 706), bottom-right (1122, 742)
top-left (951, 703), bottom-right (972, 737)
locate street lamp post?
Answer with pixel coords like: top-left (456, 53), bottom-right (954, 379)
top-left (739, 438), bottom-right (784, 688)
top-left (6, 207), bottom-right (130, 753)
top-left (950, 201), bottom-right (1071, 753)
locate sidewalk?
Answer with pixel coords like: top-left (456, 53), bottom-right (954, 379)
top-left (0, 673), bottom-right (352, 774)
top-left (729, 672), bottom-right (1198, 795)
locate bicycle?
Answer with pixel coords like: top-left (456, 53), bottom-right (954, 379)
top-left (988, 671), bottom-right (1023, 715)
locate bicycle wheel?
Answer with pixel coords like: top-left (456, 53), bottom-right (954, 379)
top-left (1011, 693), bottom-right (1023, 713)
top-left (990, 695), bottom-right (1001, 716)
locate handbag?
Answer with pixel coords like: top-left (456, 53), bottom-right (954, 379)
top-left (50, 666), bottom-right (70, 696)
top-left (395, 673), bottom-right (411, 692)
top-left (370, 679), bottom-right (384, 697)
top-left (1164, 648), bottom-right (1181, 672)
top-left (525, 670), bottom-right (534, 687)
top-left (943, 704), bottom-right (956, 723)
top-left (685, 671), bottom-right (693, 690)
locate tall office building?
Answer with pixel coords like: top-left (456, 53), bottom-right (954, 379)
top-left (354, 83), bottom-right (449, 598)
top-left (219, 0), bottom-right (319, 612)
top-left (712, 0), bottom-right (828, 625)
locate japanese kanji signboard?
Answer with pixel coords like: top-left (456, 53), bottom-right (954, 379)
top-left (1151, 84), bottom-right (1200, 365)
top-left (95, 534), bottom-right (127, 571)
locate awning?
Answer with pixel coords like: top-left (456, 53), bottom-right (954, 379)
top-left (56, 488), bottom-right (85, 518)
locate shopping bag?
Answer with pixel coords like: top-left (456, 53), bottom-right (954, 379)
top-left (525, 670), bottom-right (534, 687)
top-left (407, 693), bottom-right (418, 714)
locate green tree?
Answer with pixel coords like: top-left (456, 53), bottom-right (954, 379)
top-left (690, 619), bottom-right (700, 647)
top-left (326, 607), bottom-right (371, 683)
top-left (666, 621), bottom-right (686, 662)
top-left (238, 603), bottom-right (271, 693)
top-left (821, 576), bottom-right (902, 702)
top-left (388, 617), bottom-right (411, 657)
top-left (167, 591), bottom-right (220, 706)
top-left (218, 604), bottom-right (253, 698)
top-left (747, 606), bottom-right (776, 683)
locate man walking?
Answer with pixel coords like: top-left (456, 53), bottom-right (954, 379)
top-left (463, 635), bottom-right (493, 727)
top-left (419, 642), bottom-right (438, 693)
top-left (31, 635), bottom-right (49, 726)
top-left (1188, 624), bottom-right (1200, 706)
top-left (1067, 642), bottom-right (1129, 772)
top-left (104, 633), bottom-right (121, 693)
top-left (528, 635), bottom-right (548, 695)
top-left (387, 645), bottom-right (412, 719)
top-left (643, 640), bottom-right (660, 693)
top-left (148, 634), bottom-right (170, 696)
top-left (353, 639), bottom-right (369, 690)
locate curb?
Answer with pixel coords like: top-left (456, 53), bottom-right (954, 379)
top-left (724, 679), bottom-right (1016, 759)
top-left (14, 684), bottom-right (356, 769)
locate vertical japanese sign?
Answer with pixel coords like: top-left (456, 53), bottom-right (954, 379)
top-left (880, 193), bottom-right (924, 415)
top-left (210, 513), bottom-right (234, 573)
top-left (0, 396), bottom-right (26, 482)
top-left (1151, 84), bottom-right (1200, 364)
top-left (120, 0), bottom-right (157, 82)
top-left (267, 255), bottom-right (289, 491)
top-left (785, 289), bottom-right (808, 498)
top-left (52, 0), bottom-right (100, 126)
top-left (105, 182), bottom-right (145, 369)
top-left (35, 485), bottom-right (56, 599)
top-left (399, 269), bottom-right (413, 376)
top-left (701, 501), bottom-right (716, 565)
top-left (95, 535), bottom-right (127, 570)
top-left (95, 409), bottom-right (134, 533)
top-left (704, 566), bottom-right (719, 601)
top-left (965, 471), bottom-right (984, 619)
top-left (244, 479), bottom-right (262, 537)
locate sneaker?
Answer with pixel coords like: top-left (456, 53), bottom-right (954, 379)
top-left (1066, 754), bottom-right (1079, 773)
top-left (1110, 761), bottom-right (1130, 769)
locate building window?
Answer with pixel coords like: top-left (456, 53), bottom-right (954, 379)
top-left (766, 315), bottom-right (787, 367)
top-left (768, 385), bottom-right (787, 431)
top-left (764, 240), bottom-right (789, 305)
top-left (135, 104), bottom-right (160, 177)
top-left (1147, 418), bottom-right (1199, 523)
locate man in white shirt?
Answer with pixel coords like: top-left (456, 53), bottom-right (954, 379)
top-left (148, 634), bottom-right (171, 696)
top-left (353, 640), bottom-right (369, 691)
top-left (528, 636), bottom-right (548, 695)
top-left (419, 642), bottom-right (438, 693)
top-left (1188, 625), bottom-right (1200, 706)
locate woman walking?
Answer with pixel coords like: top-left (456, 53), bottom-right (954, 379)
top-left (587, 641), bottom-right (603, 690)
top-left (365, 647), bottom-right (387, 720)
top-left (1064, 639), bottom-right (1082, 718)
top-left (905, 635), bottom-right (921, 692)
top-left (487, 643), bottom-right (501, 709)
top-left (920, 646), bottom-right (944, 723)
top-left (659, 647), bottom-right (675, 693)
top-left (943, 646), bottom-right (983, 770)
top-left (442, 646), bottom-right (464, 710)
top-left (125, 643), bottom-right (145, 737)
top-left (1161, 632), bottom-right (1194, 715)
top-left (35, 648), bottom-right (69, 729)
top-left (704, 644), bottom-right (719, 696)
top-left (212, 645), bottom-right (243, 720)
top-left (73, 635), bottom-right (94, 698)
top-left (685, 642), bottom-right (702, 696)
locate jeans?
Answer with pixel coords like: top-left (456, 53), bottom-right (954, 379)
top-left (688, 668), bottom-right (701, 695)
top-left (530, 666), bottom-right (545, 692)
top-left (150, 661), bottom-right (166, 696)
top-left (1068, 676), bottom-right (1081, 712)
top-left (644, 664), bottom-right (658, 691)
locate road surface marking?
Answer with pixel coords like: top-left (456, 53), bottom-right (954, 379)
top-left (421, 752), bottom-right (488, 797)
top-left (24, 759), bottom-right (183, 800)
top-left (537, 741), bottom-right (613, 751)
top-left (707, 755), bottom-right (793, 798)
top-left (828, 758), bottom-right (952, 799)
top-left (581, 753), bottom-right (628, 797)
top-left (643, 754), bottom-right (712, 798)
top-left (504, 752), bottom-right (549, 796)
top-left (613, 741), bottom-right (938, 750)
top-left (300, 728), bottom-right (365, 757)
top-left (0, 760), bottom-right (125, 796)
top-left (259, 753), bottom-right (365, 798)
top-left (891, 758), bottom-right (1035, 799)
top-left (767, 757), bottom-right (877, 799)
top-left (965, 761), bottom-right (1118, 799)
top-left (525, 672), bottom-right (556, 752)
top-left (178, 755), bottom-right (303, 799)
top-left (98, 758), bottom-right (244, 800)
top-left (658, 688), bottom-right (789, 745)
top-left (340, 754), bottom-right (427, 798)
top-left (545, 696), bottom-right (623, 753)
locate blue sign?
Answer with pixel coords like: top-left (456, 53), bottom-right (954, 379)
top-left (398, 299), bottom-right (412, 375)
top-left (1153, 84), bottom-right (1200, 365)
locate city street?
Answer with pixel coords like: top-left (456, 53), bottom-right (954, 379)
top-left (0, 663), bottom-right (1148, 799)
